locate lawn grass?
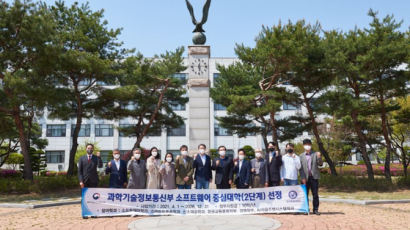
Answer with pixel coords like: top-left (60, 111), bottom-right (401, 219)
top-left (0, 188), bottom-right (81, 203)
top-left (319, 188), bottom-right (410, 200)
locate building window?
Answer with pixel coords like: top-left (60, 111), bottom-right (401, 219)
top-left (169, 101), bottom-right (186, 111)
top-left (95, 124), bottom-right (113, 137)
top-left (214, 103), bottom-right (226, 111)
top-left (99, 150), bottom-right (112, 163)
top-left (71, 124), bottom-right (90, 137)
top-left (45, 151), bottom-right (65, 163)
top-left (118, 124), bottom-right (132, 137)
top-left (167, 124), bottom-right (186, 136)
top-left (173, 73), bottom-right (187, 84)
top-left (78, 79), bottom-right (92, 86)
top-left (46, 124), bottom-right (66, 137)
top-left (214, 123), bottom-right (232, 136)
top-left (283, 102), bottom-right (301, 110)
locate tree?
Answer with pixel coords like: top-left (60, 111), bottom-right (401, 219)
top-left (46, 1), bottom-right (129, 176)
top-left (5, 152), bottom-right (23, 170)
top-left (360, 10), bottom-right (409, 180)
top-left (254, 20), bottom-right (338, 175)
top-left (389, 96), bottom-right (410, 178)
top-left (211, 39), bottom-right (308, 151)
top-left (93, 48), bottom-right (188, 158)
top-left (320, 29), bottom-right (377, 179)
top-left (0, 0), bottom-right (57, 180)
top-left (20, 147), bottom-right (47, 176)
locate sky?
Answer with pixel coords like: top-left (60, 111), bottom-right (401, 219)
top-left (32, 0), bottom-right (410, 57)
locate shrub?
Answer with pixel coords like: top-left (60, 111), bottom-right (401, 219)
top-left (320, 174), bottom-right (395, 191)
top-left (0, 169), bottom-right (22, 178)
top-left (397, 176), bottom-right (410, 188)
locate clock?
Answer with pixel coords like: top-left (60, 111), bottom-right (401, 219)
top-left (190, 58), bottom-right (208, 75)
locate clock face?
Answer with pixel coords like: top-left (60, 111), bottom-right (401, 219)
top-left (190, 58), bottom-right (208, 75)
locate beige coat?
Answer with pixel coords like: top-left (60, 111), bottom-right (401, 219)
top-left (160, 162), bottom-right (176, 189)
top-left (146, 157), bottom-right (161, 189)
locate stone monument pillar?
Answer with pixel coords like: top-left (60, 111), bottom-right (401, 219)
top-left (187, 45), bottom-right (210, 154)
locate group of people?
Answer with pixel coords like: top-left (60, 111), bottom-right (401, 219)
top-left (78, 139), bottom-right (323, 214)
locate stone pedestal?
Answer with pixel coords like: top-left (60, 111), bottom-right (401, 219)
top-left (187, 46), bottom-right (210, 153)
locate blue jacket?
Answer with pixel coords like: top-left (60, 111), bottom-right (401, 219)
top-left (234, 159), bottom-right (251, 188)
top-left (193, 154), bottom-right (212, 181)
top-left (105, 159), bottom-right (128, 188)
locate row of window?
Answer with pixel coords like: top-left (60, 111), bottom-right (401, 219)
top-left (46, 124), bottom-right (187, 137)
top-left (45, 149), bottom-right (237, 164)
top-left (46, 123), bottom-right (262, 137)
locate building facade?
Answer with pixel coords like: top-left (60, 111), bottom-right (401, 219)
top-left (37, 46), bottom-right (369, 171)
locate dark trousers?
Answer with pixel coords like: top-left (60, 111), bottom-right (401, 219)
top-left (306, 177), bottom-right (319, 211)
top-left (269, 181), bottom-right (280, 187)
top-left (236, 184), bottom-right (249, 189)
top-left (216, 183), bottom-right (231, 189)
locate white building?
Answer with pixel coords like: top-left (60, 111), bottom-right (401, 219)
top-left (38, 54), bottom-right (327, 172)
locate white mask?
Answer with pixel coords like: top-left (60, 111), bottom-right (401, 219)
top-left (181, 151), bottom-right (188, 156)
top-left (199, 149), bottom-right (205, 154)
top-left (151, 151), bottom-right (158, 157)
top-left (113, 154), bottom-right (120, 160)
top-left (166, 157), bottom-right (172, 162)
top-left (255, 152), bottom-right (262, 158)
top-left (134, 153), bottom-right (141, 159)
top-left (238, 155), bottom-right (245, 160)
top-left (304, 145), bottom-right (312, 151)
top-left (219, 151), bottom-right (226, 156)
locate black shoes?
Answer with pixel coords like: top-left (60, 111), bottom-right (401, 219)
top-left (313, 210), bottom-right (320, 215)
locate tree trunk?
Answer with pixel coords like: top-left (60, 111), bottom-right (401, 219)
top-left (269, 112), bottom-right (280, 152)
top-left (302, 93), bottom-right (337, 176)
top-left (67, 92), bottom-right (83, 176)
top-left (13, 111), bottom-right (33, 181)
top-left (133, 79), bottom-right (169, 150)
top-left (351, 110), bottom-right (374, 180)
top-left (379, 97), bottom-right (392, 180)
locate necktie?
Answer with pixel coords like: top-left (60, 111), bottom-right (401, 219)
top-left (88, 155), bottom-right (91, 163)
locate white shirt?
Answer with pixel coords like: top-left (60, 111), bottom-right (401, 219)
top-left (114, 159), bottom-right (120, 170)
top-left (239, 160), bottom-right (243, 172)
top-left (200, 154), bottom-right (206, 165)
top-left (280, 154), bottom-right (301, 180)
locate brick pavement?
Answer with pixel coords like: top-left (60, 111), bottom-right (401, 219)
top-left (0, 202), bottom-right (408, 230)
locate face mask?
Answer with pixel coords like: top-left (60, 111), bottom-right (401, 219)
top-left (268, 147), bottom-right (275, 152)
top-left (151, 151), bottom-right (158, 157)
top-left (86, 149), bottom-right (93, 154)
top-left (304, 145), bottom-right (312, 151)
top-left (238, 155), bottom-right (245, 160)
top-left (166, 157), bottom-right (172, 162)
top-left (181, 151), bottom-right (188, 156)
top-left (287, 149), bottom-right (294, 154)
top-left (219, 151), bottom-right (226, 156)
top-left (199, 149), bottom-right (205, 154)
top-left (255, 152), bottom-right (262, 158)
top-left (134, 153), bottom-right (141, 159)
top-left (114, 154), bottom-right (120, 160)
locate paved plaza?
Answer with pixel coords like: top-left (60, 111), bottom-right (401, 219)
top-left (0, 202), bottom-right (409, 230)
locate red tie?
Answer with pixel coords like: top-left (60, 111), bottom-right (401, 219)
top-left (88, 155), bottom-right (91, 163)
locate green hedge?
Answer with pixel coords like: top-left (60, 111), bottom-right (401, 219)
top-left (319, 174), bottom-right (410, 191)
top-left (0, 175), bottom-right (110, 194)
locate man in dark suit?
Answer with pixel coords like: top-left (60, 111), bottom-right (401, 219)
top-left (193, 144), bottom-right (212, 189)
top-left (265, 141), bottom-right (282, 187)
top-left (78, 143), bottom-right (103, 188)
top-left (212, 145), bottom-right (234, 189)
top-left (234, 149), bottom-right (251, 189)
top-left (105, 149), bottom-right (128, 188)
top-left (299, 139), bottom-right (323, 215)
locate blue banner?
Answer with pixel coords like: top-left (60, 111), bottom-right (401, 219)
top-left (81, 185), bottom-right (309, 217)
